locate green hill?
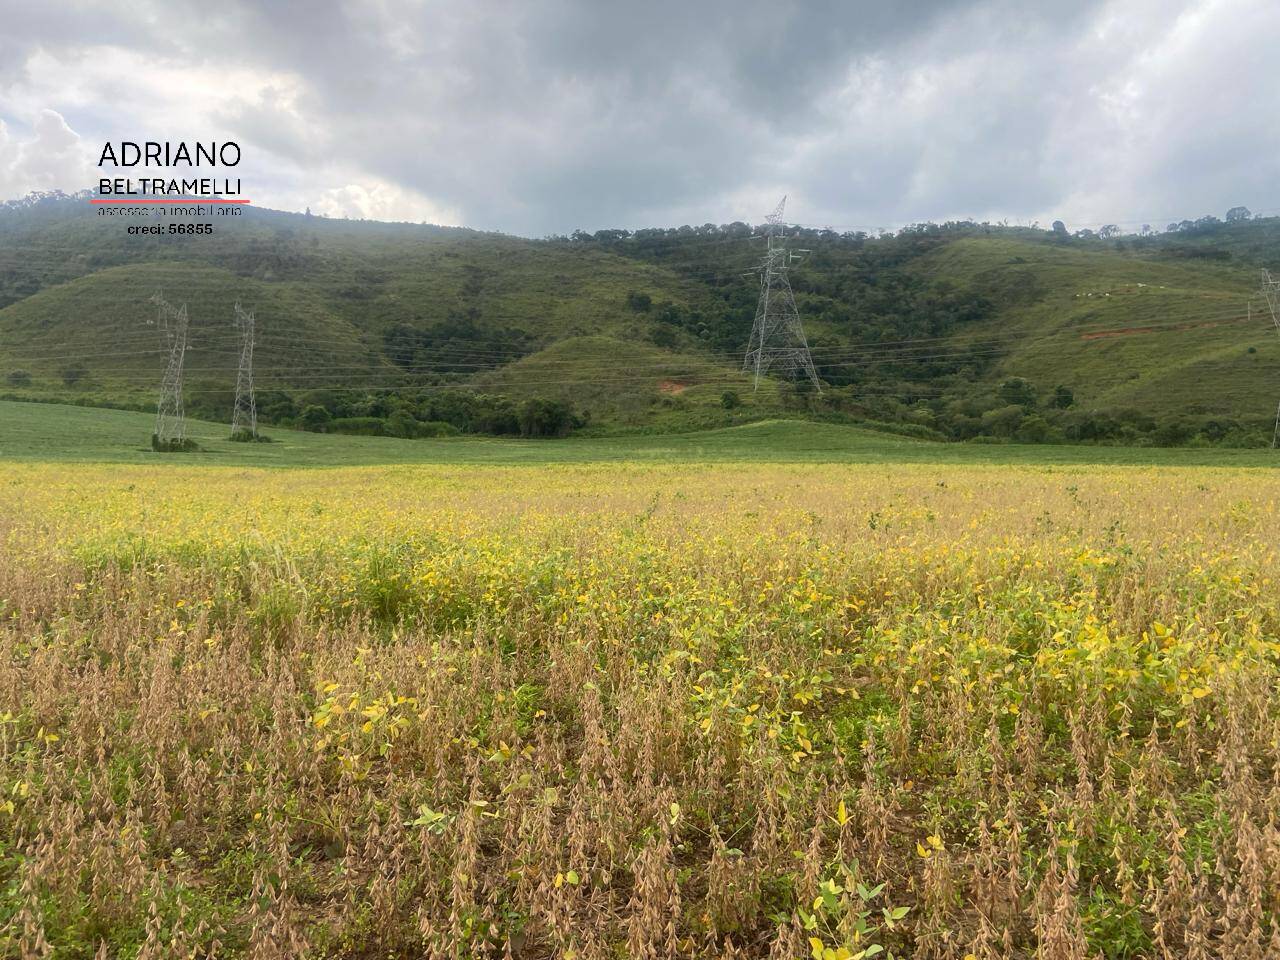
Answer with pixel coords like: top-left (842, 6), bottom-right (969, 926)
top-left (2, 194), bottom-right (1279, 445)
top-left (913, 236), bottom-right (1274, 415)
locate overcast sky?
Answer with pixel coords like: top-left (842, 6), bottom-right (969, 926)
top-left (0, 0), bottom-right (1274, 236)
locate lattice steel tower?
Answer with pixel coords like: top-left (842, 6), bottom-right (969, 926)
top-left (148, 293), bottom-right (189, 444)
top-left (743, 196), bottom-right (821, 392)
top-left (1262, 269), bottom-right (1280, 447)
top-left (231, 300), bottom-right (257, 438)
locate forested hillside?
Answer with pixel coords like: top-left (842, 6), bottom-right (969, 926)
top-left (2, 192), bottom-right (1278, 444)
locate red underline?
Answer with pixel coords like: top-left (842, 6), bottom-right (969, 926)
top-left (89, 198), bottom-right (251, 205)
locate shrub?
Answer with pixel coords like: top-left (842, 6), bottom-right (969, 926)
top-left (61, 363), bottom-right (88, 386)
top-left (626, 291), bottom-right (652, 312)
top-left (6, 369), bottom-right (31, 387)
top-left (1153, 419), bottom-right (1194, 447)
top-left (385, 409), bottom-right (422, 439)
top-left (650, 325), bottom-right (678, 348)
top-left (518, 397), bottom-right (577, 438)
top-left (980, 404), bottom-right (1026, 437)
top-left (150, 434), bottom-right (200, 453)
top-left (1015, 414), bottom-right (1057, 444)
top-left (998, 377), bottom-right (1037, 407)
top-left (417, 420), bottom-right (461, 438)
top-left (229, 429), bottom-right (271, 443)
top-left (299, 405), bottom-right (332, 431)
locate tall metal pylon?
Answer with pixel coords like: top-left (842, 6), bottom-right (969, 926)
top-left (231, 300), bottom-right (257, 438)
top-left (742, 196), bottom-right (821, 392)
top-left (148, 293), bottom-right (189, 444)
top-left (1261, 269), bottom-right (1280, 447)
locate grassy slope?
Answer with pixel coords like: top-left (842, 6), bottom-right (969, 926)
top-left (335, 232), bottom-right (713, 344)
top-left (476, 335), bottom-right (789, 430)
top-left (2, 399), bottom-right (1275, 467)
top-left (0, 206), bottom-right (715, 413)
top-left (917, 237), bottom-right (1276, 416)
top-left (0, 261), bottom-right (384, 402)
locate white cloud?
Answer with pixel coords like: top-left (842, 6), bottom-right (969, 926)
top-left (307, 177), bottom-right (459, 224)
top-left (0, 108), bottom-right (89, 198)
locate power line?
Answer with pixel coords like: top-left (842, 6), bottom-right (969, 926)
top-left (1, 305), bottom-right (1268, 379)
top-left (20, 340), bottom-right (1011, 389)
top-left (35, 313), bottom-right (1265, 406)
top-left (3, 295), bottom-right (1267, 368)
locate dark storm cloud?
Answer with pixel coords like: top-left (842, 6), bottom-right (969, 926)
top-left (0, 0), bottom-right (1275, 234)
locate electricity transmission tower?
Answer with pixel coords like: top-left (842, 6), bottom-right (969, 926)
top-left (1261, 269), bottom-right (1280, 447)
top-left (231, 301), bottom-right (257, 438)
top-left (743, 196), bottom-right (821, 393)
top-left (148, 293), bottom-right (189, 445)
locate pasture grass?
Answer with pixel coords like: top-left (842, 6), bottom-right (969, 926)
top-left (1, 399), bottom-right (1278, 467)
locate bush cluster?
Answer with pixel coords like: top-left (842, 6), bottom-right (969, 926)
top-left (253, 388), bottom-right (582, 440)
top-left (798, 377), bottom-right (1273, 447)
